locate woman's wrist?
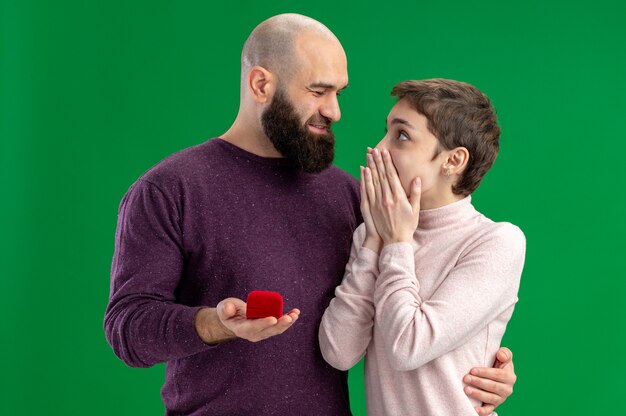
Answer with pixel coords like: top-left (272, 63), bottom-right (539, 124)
top-left (383, 233), bottom-right (414, 245)
top-left (363, 236), bottom-right (383, 254)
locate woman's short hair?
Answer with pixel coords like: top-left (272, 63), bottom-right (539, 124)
top-left (391, 79), bottom-right (500, 196)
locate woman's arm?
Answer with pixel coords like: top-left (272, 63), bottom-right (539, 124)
top-left (364, 147), bottom-right (522, 412)
top-left (319, 224), bottom-right (378, 370)
top-left (373, 225), bottom-right (525, 371)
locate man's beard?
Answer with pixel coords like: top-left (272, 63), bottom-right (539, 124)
top-left (261, 89), bottom-right (335, 173)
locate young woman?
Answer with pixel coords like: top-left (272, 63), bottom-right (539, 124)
top-left (319, 79), bottom-right (526, 415)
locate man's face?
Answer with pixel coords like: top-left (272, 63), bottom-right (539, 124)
top-left (261, 88), bottom-right (336, 173)
top-left (261, 32), bottom-right (348, 173)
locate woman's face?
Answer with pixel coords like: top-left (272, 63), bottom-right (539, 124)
top-left (375, 99), bottom-right (449, 204)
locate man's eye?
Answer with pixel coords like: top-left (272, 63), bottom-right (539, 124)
top-left (313, 90), bottom-right (324, 96)
top-left (398, 132), bottom-right (410, 141)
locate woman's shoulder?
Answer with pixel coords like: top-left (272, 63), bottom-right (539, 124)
top-left (486, 220), bottom-right (525, 241)
top-left (471, 218), bottom-right (526, 256)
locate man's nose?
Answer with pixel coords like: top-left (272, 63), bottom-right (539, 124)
top-left (319, 94), bottom-right (341, 122)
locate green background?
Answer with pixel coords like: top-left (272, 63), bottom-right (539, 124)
top-left (2, 0), bottom-right (624, 414)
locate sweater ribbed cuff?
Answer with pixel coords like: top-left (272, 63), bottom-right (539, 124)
top-left (169, 305), bottom-right (216, 356)
top-left (378, 242), bottom-right (414, 276)
top-left (375, 242), bottom-right (419, 302)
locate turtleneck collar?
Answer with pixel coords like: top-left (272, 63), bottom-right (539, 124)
top-left (417, 196), bottom-right (477, 230)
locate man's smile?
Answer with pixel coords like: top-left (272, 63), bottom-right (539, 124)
top-left (308, 123), bottom-right (329, 133)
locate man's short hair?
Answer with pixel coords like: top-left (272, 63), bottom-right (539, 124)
top-left (391, 79), bottom-right (500, 196)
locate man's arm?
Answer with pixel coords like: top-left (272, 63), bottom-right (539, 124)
top-left (464, 347), bottom-right (517, 415)
top-left (104, 179), bottom-right (298, 367)
top-left (104, 179), bottom-right (211, 367)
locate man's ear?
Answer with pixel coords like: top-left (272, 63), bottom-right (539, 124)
top-left (445, 147), bottom-right (470, 175)
top-left (247, 66), bottom-right (276, 104)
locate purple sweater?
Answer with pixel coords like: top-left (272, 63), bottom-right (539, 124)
top-left (104, 138), bottom-right (362, 415)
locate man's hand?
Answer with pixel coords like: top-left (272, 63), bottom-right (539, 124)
top-left (365, 148), bottom-right (421, 244)
top-left (464, 347), bottom-right (517, 415)
top-left (218, 298), bottom-right (300, 342)
top-left (195, 298), bottom-right (300, 344)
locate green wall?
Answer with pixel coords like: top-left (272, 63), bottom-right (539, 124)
top-left (2, 0), bottom-right (625, 414)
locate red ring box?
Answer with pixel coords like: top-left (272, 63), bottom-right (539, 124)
top-left (246, 291), bottom-right (284, 319)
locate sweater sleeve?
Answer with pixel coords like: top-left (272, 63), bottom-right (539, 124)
top-left (104, 179), bottom-right (211, 368)
top-left (373, 224), bottom-right (526, 372)
top-left (319, 224), bottom-right (378, 371)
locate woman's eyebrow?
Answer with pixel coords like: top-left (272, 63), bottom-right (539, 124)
top-left (387, 117), bottom-right (415, 129)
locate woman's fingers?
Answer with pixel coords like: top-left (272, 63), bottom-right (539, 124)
top-left (372, 148), bottom-right (393, 201)
top-left (381, 148), bottom-right (404, 196)
top-left (359, 166), bottom-right (367, 208)
top-left (367, 153), bottom-right (382, 203)
top-left (364, 166), bottom-right (376, 207)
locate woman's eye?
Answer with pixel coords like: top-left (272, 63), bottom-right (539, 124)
top-left (398, 132), bottom-right (409, 141)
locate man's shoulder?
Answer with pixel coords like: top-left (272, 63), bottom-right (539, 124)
top-left (138, 138), bottom-right (224, 185)
top-left (317, 166), bottom-right (361, 219)
top-left (320, 165), bottom-right (358, 186)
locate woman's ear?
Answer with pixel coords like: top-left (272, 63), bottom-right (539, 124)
top-left (247, 66), bottom-right (276, 104)
top-left (444, 147), bottom-right (470, 176)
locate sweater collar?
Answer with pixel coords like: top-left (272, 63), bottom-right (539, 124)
top-left (213, 137), bottom-right (295, 169)
top-left (418, 196), bottom-right (476, 230)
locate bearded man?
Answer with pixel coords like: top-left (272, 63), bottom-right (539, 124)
top-left (104, 13), bottom-right (517, 415)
